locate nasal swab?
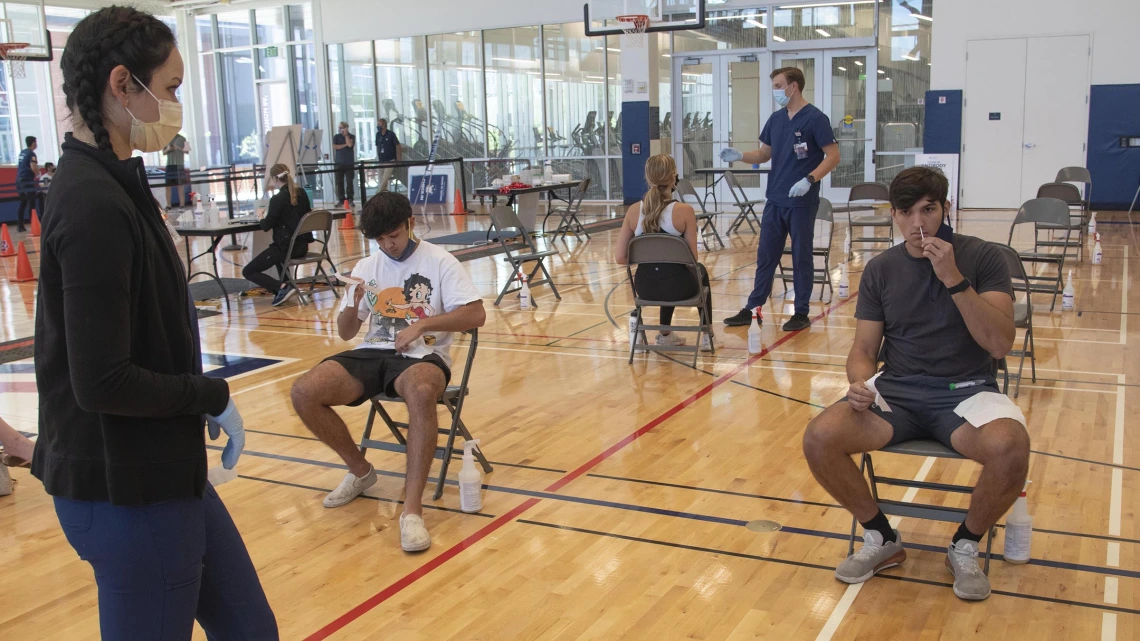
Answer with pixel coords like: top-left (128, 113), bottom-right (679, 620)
top-left (920, 227), bottom-right (925, 240)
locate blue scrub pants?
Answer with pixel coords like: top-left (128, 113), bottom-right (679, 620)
top-left (53, 483), bottom-right (278, 641)
top-left (745, 202), bottom-right (817, 315)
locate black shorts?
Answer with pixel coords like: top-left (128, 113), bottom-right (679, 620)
top-left (323, 349), bottom-right (451, 406)
top-left (856, 374), bottom-right (1004, 452)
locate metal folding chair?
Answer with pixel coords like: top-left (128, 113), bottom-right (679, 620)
top-left (358, 329), bottom-right (491, 501)
top-left (777, 198), bottom-right (835, 302)
top-left (1007, 197), bottom-right (1070, 311)
top-left (626, 234), bottom-right (713, 367)
top-left (490, 206), bottom-right (561, 307)
top-left (724, 171), bottom-right (764, 235)
top-left (994, 243), bottom-right (1035, 398)
top-left (675, 178), bottom-right (725, 250)
top-left (1035, 182), bottom-right (1086, 262)
top-left (1055, 166), bottom-right (1093, 211)
top-left (281, 209), bottom-right (341, 306)
top-left (843, 182), bottom-right (894, 251)
top-left (542, 178), bottom-right (592, 242)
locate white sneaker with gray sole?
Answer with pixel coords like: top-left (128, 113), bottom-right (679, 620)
top-left (400, 513), bottom-right (432, 552)
top-left (946, 539), bottom-right (991, 600)
top-left (322, 465), bottom-right (377, 508)
top-left (835, 529), bottom-right (906, 583)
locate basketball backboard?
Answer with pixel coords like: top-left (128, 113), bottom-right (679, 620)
top-left (584, 0), bottom-right (705, 36)
top-left (0, 1), bottom-right (51, 62)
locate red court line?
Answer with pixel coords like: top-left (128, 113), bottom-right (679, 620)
top-left (0, 381), bottom-right (36, 393)
top-left (0, 338), bottom-right (33, 351)
top-left (303, 295), bottom-right (859, 640)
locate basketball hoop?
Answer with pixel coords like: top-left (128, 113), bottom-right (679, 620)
top-left (0, 43), bottom-right (28, 79)
top-left (616, 14), bottom-right (650, 48)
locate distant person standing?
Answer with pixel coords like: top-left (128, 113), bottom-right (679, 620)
top-left (333, 121), bottom-right (356, 205)
top-left (162, 131), bottom-right (191, 208)
top-left (16, 135), bottom-right (38, 232)
top-left (375, 118), bottom-right (401, 191)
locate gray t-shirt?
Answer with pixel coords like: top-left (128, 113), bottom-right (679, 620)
top-left (166, 134), bottom-right (187, 167)
top-left (855, 234), bottom-right (1013, 379)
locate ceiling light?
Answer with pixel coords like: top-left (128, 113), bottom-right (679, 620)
top-left (779, 0), bottom-right (873, 8)
top-left (607, 47), bottom-right (621, 53)
top-left (913, 14), bottom-right (933, 21)
top-left (815, 28), bottom-right (831, 37)
top-left (854, 60), bottom-right (863, 66)
top-left (772, 35), bottom-right (786, 42)
top-left (745, 19), bottom-right (767, 28)
top-left (491, 57), bottom-right (537, 65)
top-left (837, 66), bottom-right (846, 71)
top-left (877, 69), bottom-right (885, 74)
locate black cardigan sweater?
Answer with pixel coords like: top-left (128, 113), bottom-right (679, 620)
top-left (32, 135), bottom-right (230, 505)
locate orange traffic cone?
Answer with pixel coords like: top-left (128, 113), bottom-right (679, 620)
top-left (0, 224), bottom-right (14, 257)
top-left (451, 189), bottom-right (465, 215)
top-left (13, 242), bottom-right (34, 282)
top-left (340, 200), bottom-right (355, 230)
top-left (30, 210), bottom-right (40, 237)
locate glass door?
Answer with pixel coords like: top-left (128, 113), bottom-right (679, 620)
top-left (675, 57), bottom-right (715, 186)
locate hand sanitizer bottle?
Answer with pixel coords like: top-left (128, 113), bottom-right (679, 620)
top-left (519, 274), bottom-right (532, 310)
top-left (458, 440), bottom-right (483, 513)
top-left (1062, 270), bottom-right (1075, 310)
top-left (1003, 481), bottom-right (1033, 563)
top-left (748, 309), bottom-right (762, 354)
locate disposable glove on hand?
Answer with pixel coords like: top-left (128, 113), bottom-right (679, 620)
top-left (720, 148), bottom-right (743, 163)
top-left (207, 399), bottom-right (245, 469)
top-left (789, 177), bottom-right (812, 197)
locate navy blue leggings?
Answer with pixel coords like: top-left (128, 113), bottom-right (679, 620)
top-left (53, 483), bottom-right (278, 641)
top-left (745, 202), bottom-right (817, 315)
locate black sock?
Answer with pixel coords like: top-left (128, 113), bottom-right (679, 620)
top-left (952, 521), bottom-right (984, 545)
top-left (860, 511), bottom-right (897, 543)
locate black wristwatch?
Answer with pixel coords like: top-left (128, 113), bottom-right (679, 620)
top-left (806, 174), bottom-right (818, 184)
top-left (947, 277), bottom-right (972, 295)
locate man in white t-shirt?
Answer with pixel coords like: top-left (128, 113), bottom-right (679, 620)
top-left (290, 192), bottom-right (485, 552)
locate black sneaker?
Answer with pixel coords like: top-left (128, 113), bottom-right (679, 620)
top-left (724, 308), bottom-right (755, 327)
top-left (781, 313), bottom-right (811, 331)
top-left (271, 284), bottom-right (297, 307)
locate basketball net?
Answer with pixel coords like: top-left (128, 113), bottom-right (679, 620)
top-left (617, 14), bottom-right (649, 48)
top-left (0, 44), bottom-right (28, 79)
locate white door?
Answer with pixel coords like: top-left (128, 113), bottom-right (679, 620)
top-left (962, 38), bottom-right (1027, 209)
top-left (1020, 35), bottom-right (1090, 203)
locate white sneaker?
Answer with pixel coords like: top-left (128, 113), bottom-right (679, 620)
top-left (655, 332), bottom-right (686, 347)
top-left (400, 513), bottom-right (432, 552)
top-left (322, 466), bottom-right (377, 508)
top-left (700, 333), bottom-right (714, 352)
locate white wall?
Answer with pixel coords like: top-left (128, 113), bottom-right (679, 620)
top-left (318, 0), bottom-right (583, 43)
top-left (932, 0), bottom-right (1140, 89)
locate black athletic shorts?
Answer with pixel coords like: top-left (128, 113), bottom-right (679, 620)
top-left (323, 349), bottom-right (451, 406)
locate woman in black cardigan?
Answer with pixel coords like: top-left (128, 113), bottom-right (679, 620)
top-left (242, 162), bottom-right (313, 306)
top-left (34, 7), bottom-right (277, 639)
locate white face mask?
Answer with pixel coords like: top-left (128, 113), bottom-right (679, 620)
top-left (773, 87), bottom-right (791, 107)
top-left (125, 75), bottom-right (183, 153)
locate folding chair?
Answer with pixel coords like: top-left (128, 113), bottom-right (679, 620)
top-left (358, 330), bottom-right (490, 500)
top-left (675, 178), bottom-right (725, 250)
top-left (724, 171), bottom-right (764, 235)
top-left (994, 243), bottom-right (1035, 398)
top-left (1035, 182), bottom-right (1086, 262)
top-left (626, 234), bottom-right (714, 367)
top-left (1007, 197), bottom-right (1070, 311)
top-left (489, 206), bottom-right (561, 307)
top-left (281, 209), bottom-right (341, 306)
top-left (844, 182), bottom-right (893, 251)
top-left (542, 177), bottom-right (592, 242)
top-left (777, 198), bottom-right (834, 302)
top-left (1055, 166), bottom-right (1093, 214)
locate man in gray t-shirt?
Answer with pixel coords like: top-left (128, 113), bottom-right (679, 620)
top-left (802, 166), bottom-right (1029, 602)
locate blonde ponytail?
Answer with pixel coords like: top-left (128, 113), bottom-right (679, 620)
top-left (640, 154), bottom-right (677, 234)
top-left (269, 163), bottom-right (298, 206)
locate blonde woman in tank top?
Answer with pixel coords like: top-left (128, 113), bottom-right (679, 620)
top-left (616, 154), bottom-right (714, 352)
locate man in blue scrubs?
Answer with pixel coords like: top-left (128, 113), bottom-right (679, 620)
top-left (721, 67), bottom-right (840, 331)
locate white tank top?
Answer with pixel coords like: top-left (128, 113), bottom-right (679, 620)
top-left (635, 202), bottom-right (681, 237)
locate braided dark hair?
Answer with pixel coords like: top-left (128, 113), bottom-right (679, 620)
top-left (61, 6), bottom-right (175, 153)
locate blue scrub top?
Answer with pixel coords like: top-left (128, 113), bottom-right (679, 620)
top-left (16, 147), bottom-right (36, 185)
top-left (760, 103), bottom-right (836, 209)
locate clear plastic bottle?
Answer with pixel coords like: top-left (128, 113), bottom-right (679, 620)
top-left (458, 440), bottom-right (483, 513)
top-left (1062, 270), bottom-right (1075, 310)
top-left (1004, 481), bottom-right (1033, 563)
top-left (838, 264), bottom-right (850, 299)
top-left (748, 309), bottom-right (762, 354)
top-left (519, 274), bottom-right (532, 310)
top-left (629, 310), bottom-right (639, 349)
top-left (1093, 232), bottom-right (1103, 265)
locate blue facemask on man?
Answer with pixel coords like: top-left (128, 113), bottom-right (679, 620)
top-left (773, 88), bottom-right (791, 108)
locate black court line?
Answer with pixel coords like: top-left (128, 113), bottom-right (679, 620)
top-left (1030, 449), bottom-right (1140, 473)
top-left (518, 519), bottom-right (1140, 616)
top-left (239, 429), bottom-right (568, 474)
top-left (546, 319), bottom-right (612, 347)
top-left (1078, 309), bottom-right (1140, 315)
top-left (236, 474), bottom-right (497, 518)
top-left (586, 472), bottom-right (842, 509)
top-left (657, 352), bottom-right (824, 409)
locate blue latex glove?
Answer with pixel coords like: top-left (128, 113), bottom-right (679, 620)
top-left (206, 399), bottom-right (245, 469)
top-left (720, 148), bottom-right (743, 163)
top-left (789, 177), bottom-right (812, 198)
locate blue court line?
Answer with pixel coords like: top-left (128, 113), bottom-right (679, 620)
top-left (213, 446), bottom-right (1140, 582)
top-left (204, 355), bottom-right (282, 379)
top-left (0, 363), bottom-right (34, 374)
top-left (235, 474), bottom-right (496, 519)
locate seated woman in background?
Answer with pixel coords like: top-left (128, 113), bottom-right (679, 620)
top-left (615, 154), bottom-right (713, 352)
top-left (242, 162), bottom-right (314, 306)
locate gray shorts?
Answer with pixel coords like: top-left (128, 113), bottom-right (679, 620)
top-left (855, 374), bottom-right (1003, 453)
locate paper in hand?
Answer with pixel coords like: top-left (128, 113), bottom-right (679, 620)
top-left (865, 372), bottom-right (892, 412)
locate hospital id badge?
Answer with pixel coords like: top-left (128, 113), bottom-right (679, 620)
top-left (793, 141), bottom-right (809, 160)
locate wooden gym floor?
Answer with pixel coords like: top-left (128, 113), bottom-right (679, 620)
top-left (0, 203), bottom-right (1136, 640)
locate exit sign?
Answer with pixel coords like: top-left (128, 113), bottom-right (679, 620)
top-left (264, 46), bottom-right (279, 57)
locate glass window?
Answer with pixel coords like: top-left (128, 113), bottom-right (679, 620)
top-left (196, 15), bottom-right (213, 53)
top-left (199, 53), bottom-right (224, 166)
top-left (484, 26), bottom-right (541, 160)
top-left (0, 68), bottom-right (13, 164)
top-left (287, 4), bottom-right (313, 42)
top-left (427, 31), bottom-right (486, 158)
top-left (217, 10), bottom-right (252, 49)
top-left (771, 2), bottom-right (873, 43)
top-left (374, 37), bottom-right (429, 160)
top-left (294, 43), bottom-right (318, 130)
top-left (656, 32), bottom-right (671, 154)
top-left (875, 0), bottom-right (933, 183)
top-left (219, 50), bottom-right (258, 163)
top-left (254, 7), bottom-right (286, 45)
top-left (343, 41), bottom-right (376, 159)
top-left (674, 8), bottom-right (767, 52)
top-left (542, 23), bottom-right (606, 198)
top-left (256, 44), bottom-right (289, 80)
top-left (605, 36), bottom-right (621, 198)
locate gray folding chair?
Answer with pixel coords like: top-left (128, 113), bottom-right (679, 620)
top-left (1055, 166), bottom-right (1092, 211)
top-left (489, 206), bottom-right (561, 307)
top-left (724, 171), bottom-right (764, 235)
top-left (281, 209), bottom-right (340, 306)
top-left (844, 182), bottom-right (894, 251)
top-left (994, 243), bottom-right (1035, 398)
top-left (675, 178), bottom-right (725, 250)
top-left (625, 234), bottom-right (714, 367)
top-left (1007, 197), bottom-right (1070, 311)
top-left (358, 329), bottom-right (491, 501)
top-left (777, 198), bottom-right (834, 301)
top-left (542, 177), bottom-right (592, 242)
top-left (1035, 182), bottom-right (1086, 262)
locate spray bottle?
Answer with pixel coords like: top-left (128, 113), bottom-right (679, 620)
top-left (1062, 270), bottom-right (1075, 310)
top-left (1088, 211), bottom-right (1097, 236)
top-left (838, 264), bottom-right (850, 299)
top-left (1093, 232), bottom-right (1103, 265)
top-left (458, 439), bottom-right (483, 513)
top-left (748, 308), bottom-right (762, 354)
top-left (544, 159), bottom-right (554, 184)
top-left (843, 226), bottom-right (851, 255)
top-left (519, 274), bottom-right (532, 310)
top-left (628, 310), bottom-right (639, 349)
top-left (1003, 480), bottom-right (1033, 563)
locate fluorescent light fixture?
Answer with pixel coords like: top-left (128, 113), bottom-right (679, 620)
top-left (682, 72), bottom-right (706, 77)
top-left (902, 53), bottom-right (919, 61)
top-left (779, 0), bottom-right (873, 8)
top-left (586, 75), bottom-right (604, 79)
top-left (583, 80), bottom-right (603, 84)
top-left (772, 35), bottom-right (786, 42)
top-left (876, 69), bottom-right (885, 74)
top-left (607, 47), bottom-right (621, 53)
top-left (663, 54), bottom-right (671, 57)
top-left (745, 19), bottom-right (767, 28)
top-left (491, 56), bottom-right (537, 65)
top-left (815, 28), bottom-right (831, 37)
top-left (837, 66), bottom-right (846, 71)
top-left (853, 60), bottom-right (863, 66)
top-left (913, 14), bottom-right (933, 21)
